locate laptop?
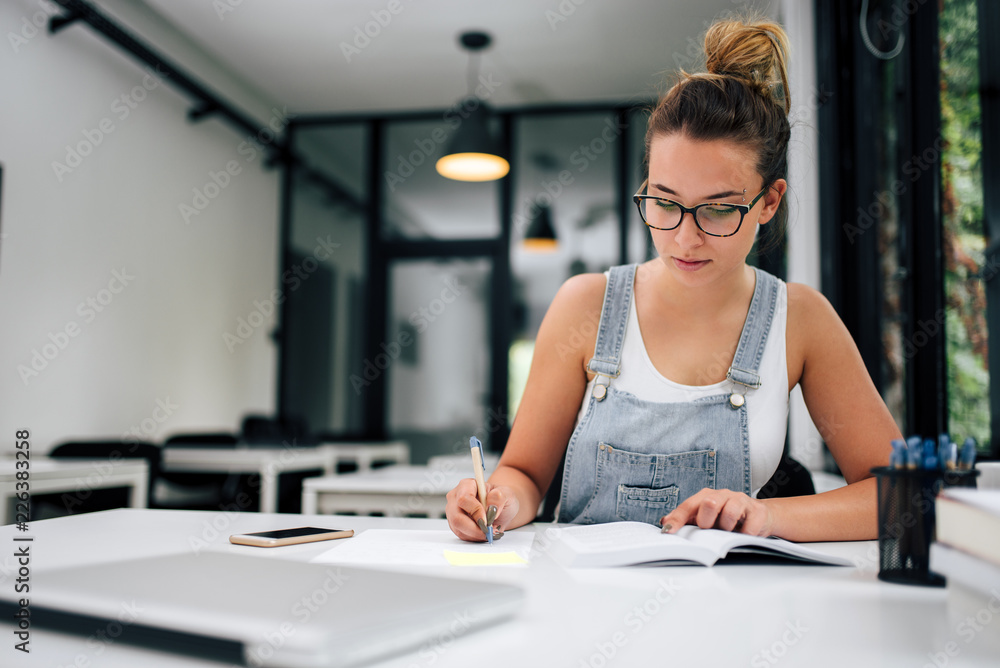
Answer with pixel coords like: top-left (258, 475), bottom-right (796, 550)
top-left (0, 551), bottom-right (524, 667)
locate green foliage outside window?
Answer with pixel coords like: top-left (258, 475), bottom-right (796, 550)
top-left (940, 0), bottom-right (990, 449)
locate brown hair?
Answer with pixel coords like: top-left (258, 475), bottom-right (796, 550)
top-left (644, 17), bottom-right (791, 251)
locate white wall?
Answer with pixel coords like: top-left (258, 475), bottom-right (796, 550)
top-left (781, 0), bottom-right (826, 471)
top-left (0, 0), bottom-right (283, 453)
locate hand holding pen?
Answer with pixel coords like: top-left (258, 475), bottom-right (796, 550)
top-left (444, 436), bottom-right (520, 543)
top-left (470, 436), bottom-right (494, 544)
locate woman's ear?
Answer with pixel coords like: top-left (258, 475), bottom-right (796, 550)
top-left (757, 179), bottom-right (787, 225)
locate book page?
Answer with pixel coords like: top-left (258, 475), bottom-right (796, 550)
top-left (549, 523), bottom-right (853, 567)
top-left (682, 527), bottom-right (852, 566)
top-left (557, 522), bottom-right (681, 552)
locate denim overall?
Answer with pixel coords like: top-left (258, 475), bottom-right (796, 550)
top-left (556, 264), bottom-right (780, 525)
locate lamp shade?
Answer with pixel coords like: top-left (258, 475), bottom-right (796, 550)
top-left (435, 99), bottom-right (509, 182)
top-left (523, 204), bottom-right (558, 251)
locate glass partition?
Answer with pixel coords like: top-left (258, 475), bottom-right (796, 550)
top-left (382, 119), bottom-right (501, 240)
top-left (508, 112), bottom-right (620, 420)
top-left (285, 123), bottom-right (368, 435)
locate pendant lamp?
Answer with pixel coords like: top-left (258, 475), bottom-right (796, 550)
top-left (435, 31), bottom-right (509, 182)
top-left (522, 204), bottom-right (558, 252)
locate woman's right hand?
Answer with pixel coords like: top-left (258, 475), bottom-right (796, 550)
top-left (446, 478), bottom-right (520, 542)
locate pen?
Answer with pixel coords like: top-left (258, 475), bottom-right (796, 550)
top-left (890, 438), bottom-right (906, 469)
top-left (469, 436), bottom-right (493, 545)
top-left (922, 439), bottom-right (936, 470)
top-left (959, 437), bottom-right (977, 470)
top-left (905, 436), bottom-right (922, 470)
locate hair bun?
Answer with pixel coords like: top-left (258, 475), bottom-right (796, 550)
top-left (704, 18), bottom-right (790, 113)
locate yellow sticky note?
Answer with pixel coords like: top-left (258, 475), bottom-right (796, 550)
top-left (443, 550), bottom-right (528, 566)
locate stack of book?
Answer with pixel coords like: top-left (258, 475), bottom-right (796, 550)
top-left (929, 487), bottom-right (1000, 598)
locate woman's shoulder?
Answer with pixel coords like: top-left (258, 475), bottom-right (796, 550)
top-left (534, 271), bottom-right (612, 372)
top-left (546, 271), bottom-right (607, 326)
top-left (785, 281), bottom-right (850, 355)
top-left (785, 281), bottom-right (837, 322)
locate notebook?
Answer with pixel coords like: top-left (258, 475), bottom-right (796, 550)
top-left (0, 551), bottom-right (524, 667)
top-left (546, 522), bottom-right (854, 568)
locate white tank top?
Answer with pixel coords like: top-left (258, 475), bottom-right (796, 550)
top-left (575, 276), bottom-right (789, 497)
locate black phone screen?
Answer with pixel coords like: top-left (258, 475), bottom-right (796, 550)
top-left (245, 527), bottom-right (344, 539)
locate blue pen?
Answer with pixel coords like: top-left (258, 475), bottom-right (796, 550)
top-left (469, 436), bottom-right (493, 545)
top-left (890, 438), bottom-right (906, 469)
top-left (922, 439), bottom-right (936, 469)
top-left (959, 437), bottom-right (977, 470)
top-left (938, 434), bottom-right (951, 470)
top-left (906, 436), bottom-right (922, 470)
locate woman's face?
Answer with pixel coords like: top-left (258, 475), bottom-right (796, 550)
top-left (645, 132), bottom-right (784, 287)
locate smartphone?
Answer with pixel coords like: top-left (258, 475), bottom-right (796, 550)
top-left (229, 526), bottom-right (354, 547)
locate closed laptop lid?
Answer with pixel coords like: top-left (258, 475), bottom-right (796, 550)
top-left (2, 552), bottom-right (524, 667)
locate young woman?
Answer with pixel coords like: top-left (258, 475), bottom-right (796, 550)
top-left (446, 17), bottom-right (902, 543)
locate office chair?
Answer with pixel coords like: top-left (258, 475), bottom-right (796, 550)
top-left (240, 414), bottom-right (316, 446)
top-left (755, 454), bottom-right (816, 499)
top-left (160, 432), bottom-right (245, 510)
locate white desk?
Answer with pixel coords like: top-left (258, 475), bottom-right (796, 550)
top-left (320, 440), bottom-right (410, 472)
top-left (0, 508), bottom-right (995, 667)
top-left (161, 446), bottom-right (328, 513)
top-left (0, 458), bottom-right (148, 524)
top-left (301, 464), bottom-right (467, 516)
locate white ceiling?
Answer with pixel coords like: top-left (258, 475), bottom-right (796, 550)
top-left (139, 0), bottom-right (778, 115)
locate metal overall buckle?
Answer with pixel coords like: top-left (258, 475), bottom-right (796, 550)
top-left (725, 367), bottom-right (762, 409)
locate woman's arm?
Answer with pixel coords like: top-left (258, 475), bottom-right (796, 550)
top-left (446, 273), bottom-right (606, 541)
top-left (661, 283), bottom-right (902, 541)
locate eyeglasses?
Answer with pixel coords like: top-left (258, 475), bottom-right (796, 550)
top-left (632, 179), bottom-right (769, 238)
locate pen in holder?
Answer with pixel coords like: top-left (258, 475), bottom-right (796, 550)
top-left (872, 466), bottom-right (980, 587)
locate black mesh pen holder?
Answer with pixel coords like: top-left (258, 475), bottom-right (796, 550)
top-left (871, 466), bottom-right (979, 587)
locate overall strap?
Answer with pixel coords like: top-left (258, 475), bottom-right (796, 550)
top-left (727, 267), bottom-right (780, 389)
top-left (586, 264), bottom-right (637, 378)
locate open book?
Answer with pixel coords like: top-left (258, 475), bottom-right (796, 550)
top-left (547, 522), bottom-right (853, 568)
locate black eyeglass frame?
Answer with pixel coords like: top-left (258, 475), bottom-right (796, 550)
top-left (632, 178), bottom-right (770, 238)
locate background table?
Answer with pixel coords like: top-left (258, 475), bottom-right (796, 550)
top-left (0, 508), bottom-right (995, 667)
top-left (160, 445), bottom-right (328, 514)
top-left (301, 464), bottom-right (467, 516)
top-left (0, 457), bottom-right (148, 524)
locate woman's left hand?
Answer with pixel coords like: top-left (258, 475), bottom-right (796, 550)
top-left (659, 489), bottom-right (774, 537)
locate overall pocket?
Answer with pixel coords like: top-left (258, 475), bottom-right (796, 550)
top-left (575, 442), bottom-right (717, 525)
top-left (616, 483), bottom-right (680, 525)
